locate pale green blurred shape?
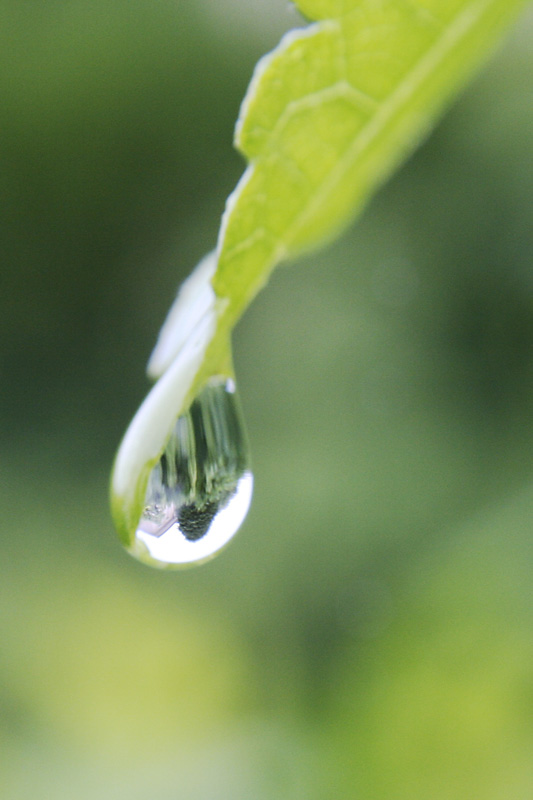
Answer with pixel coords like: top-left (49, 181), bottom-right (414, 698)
top-left (325, 484), bottom-right (533, 799)
top-left (0, 476), bottom-right (319, 799)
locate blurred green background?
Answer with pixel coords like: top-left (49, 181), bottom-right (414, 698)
top-left (2, 1), bottom-right (533, 797)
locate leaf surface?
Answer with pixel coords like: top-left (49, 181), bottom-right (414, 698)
top-left (213, 0), bottom-right (528, 316)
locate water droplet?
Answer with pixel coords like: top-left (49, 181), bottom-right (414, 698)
top-left (129, 378), bottom-right (253, 568)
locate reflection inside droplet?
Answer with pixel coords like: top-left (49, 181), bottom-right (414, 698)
top-left (130, 378), bottom-right (253, 568)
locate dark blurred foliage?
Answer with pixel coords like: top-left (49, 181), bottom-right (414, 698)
top-left (1, 2), bottom-right (533, 797)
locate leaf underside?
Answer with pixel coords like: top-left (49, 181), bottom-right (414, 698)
top-left (213, 0), bottom-right (527, 319)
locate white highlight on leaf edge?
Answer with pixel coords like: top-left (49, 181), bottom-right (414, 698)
top-left (112, 309), bottom-right (217, 505)
top-left (147, 250), bottom-right (218, 380)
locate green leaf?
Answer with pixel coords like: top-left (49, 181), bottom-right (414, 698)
top-left (111, 0), bottom-right (528, 550)
top-left (214, 0), bottom-right (528, 317)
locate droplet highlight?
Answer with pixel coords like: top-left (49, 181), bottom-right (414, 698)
top-left (130, 378), bottom-right (253, 568)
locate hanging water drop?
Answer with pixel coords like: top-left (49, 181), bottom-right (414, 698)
top-left (129, 377), bottom-right (253, 568)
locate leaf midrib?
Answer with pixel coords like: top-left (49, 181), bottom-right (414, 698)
top-left (278, 0), bottom-right (507, 255)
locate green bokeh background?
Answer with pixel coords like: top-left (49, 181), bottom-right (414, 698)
top-left (2, 1), bottom-right (533, 797)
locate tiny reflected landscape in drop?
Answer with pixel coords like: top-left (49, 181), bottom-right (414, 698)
top-left (132, 378), bottom-right (253, 568)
